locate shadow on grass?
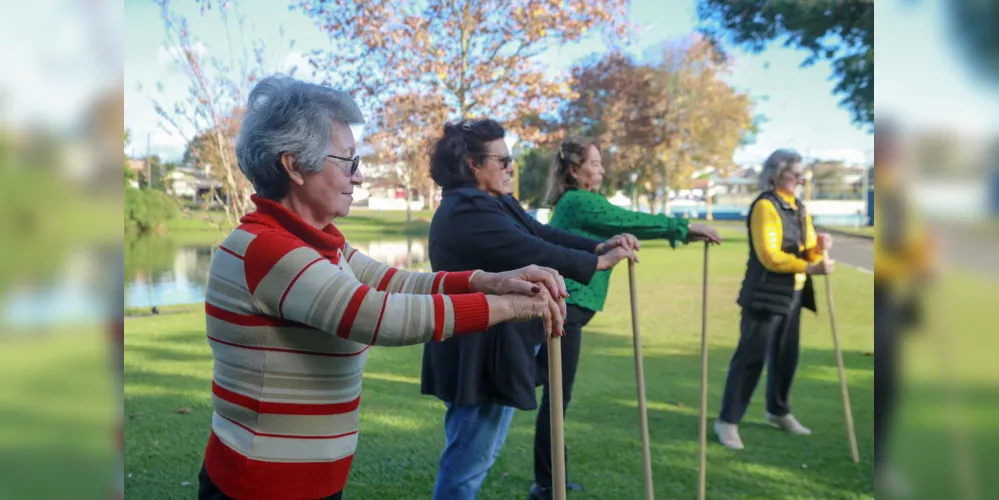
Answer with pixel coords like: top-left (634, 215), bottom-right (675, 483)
top-left (555, 329), bottom-right (875, 500)
top-left (123, 326), bottom-right (874, 500)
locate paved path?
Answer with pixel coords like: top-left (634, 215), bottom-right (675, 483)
top-left (719, 222), bottom-right (997, 279)
top-left (824, 231), bottom-right (874, 273)
top-left (817, 226), bottom-right (999, 279)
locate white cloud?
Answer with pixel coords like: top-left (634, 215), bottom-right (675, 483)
top-left (279, 51), bottom-right (311, 77)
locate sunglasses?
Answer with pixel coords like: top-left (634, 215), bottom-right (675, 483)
top-left (483, 154), bottom-right (513, 169)
top-left (327, 154), bottom-right (361, 176)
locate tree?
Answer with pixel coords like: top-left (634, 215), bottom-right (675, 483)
top-left (365, 91), bottom-right (449, 222)
top-left (563, 35), bottom-right (755, 213)
top-left (810, 160), bottom-right (847, 199)
top-left (137, 154), bottom-right (165, 191)
top-left (696, 0), bottom-right (873, 128)
top-left (516, 148), bottom-right (556, 207)
top-left (562, 51), bottom-right (663, 199)
top-left (948, 0), bottom-right (999, 84)
top-left (658, 37), bottom-right (755, 180)
top-left (147, 0), bottom-right (297, 224)
top-left (297, 0), bottom-right (633, 148)
top-left (124, 130), bottom-right (136, 185)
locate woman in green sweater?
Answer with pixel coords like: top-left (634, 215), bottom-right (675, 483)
top-left (529, 137), bottom-right (722, 499)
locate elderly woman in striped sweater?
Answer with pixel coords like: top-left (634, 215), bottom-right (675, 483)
top-left (196, 75), bottom-right (568, 500)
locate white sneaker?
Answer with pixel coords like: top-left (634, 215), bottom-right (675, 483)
top-left (714, 420), bottom-right (744, 450)
top-left (765, 413), bottom-right (812, 435)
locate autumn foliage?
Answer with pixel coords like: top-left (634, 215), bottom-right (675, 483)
top-left (297, 0), bottom-right (632, 144)
top-left (560, 35), bottom-right (755, 211)
top-left (149, 0), bottom-right (759, 213)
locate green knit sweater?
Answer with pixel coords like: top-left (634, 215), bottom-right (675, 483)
top-left (548, 188), bottom-right (690, 312)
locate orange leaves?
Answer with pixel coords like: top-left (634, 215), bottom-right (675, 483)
top-left (562, 35), bottom-right (754, 192)
top-left (298, 0), bottom-right (631, 133)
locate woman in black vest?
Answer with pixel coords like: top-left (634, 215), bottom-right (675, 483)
top-left (714, 149), bottom-right (835, 450)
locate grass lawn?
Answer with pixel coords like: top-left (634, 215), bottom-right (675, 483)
top-left (166, 208), bottom-right (436, 244)
top-left (124, 225), bottom-right (877, 499)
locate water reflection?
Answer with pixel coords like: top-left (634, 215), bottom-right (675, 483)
top-left (124, 235), bottom-right (430, 309)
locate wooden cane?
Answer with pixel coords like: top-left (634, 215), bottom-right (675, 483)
top-left (698, 242), bottom-right (710, 500)
top-left (823, 250), bottom-right (860, 463)
top-left (628, 260), bottom-right (655, 500)
top-left (548, 332), bottom-right (567, 500)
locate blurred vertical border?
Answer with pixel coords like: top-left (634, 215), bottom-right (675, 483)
top-left (0, 0), bottom-right (123, 498)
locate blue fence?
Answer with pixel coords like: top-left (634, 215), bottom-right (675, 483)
top-left (665, 204), bottom-right (868, 227)
top-left (867, 187), bottom-right (875, 226)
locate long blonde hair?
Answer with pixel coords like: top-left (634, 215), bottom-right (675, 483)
top-left (545, 136), bottom-right (599, 206)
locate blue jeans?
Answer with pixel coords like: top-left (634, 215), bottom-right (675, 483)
top-left (432, 402), bottom-right (516, 500)
top-left (432, 344), bottom-right (541, 499)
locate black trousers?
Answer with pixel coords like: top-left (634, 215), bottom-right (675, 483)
top-left (874, 284), bottom-right (900, 471)
top-left (198, 462), bottom-right (343, 500)
top-left (719, 295), bottom-right (802, 424)
top-left (533, 304), bottom-right (596, 489)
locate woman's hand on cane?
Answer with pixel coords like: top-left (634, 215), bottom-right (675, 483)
top-left (471, 266), bottom-right (568, 321)
top-left (486, 287), bottom-right (565, 337)
top-left (686, 224), bottom-right (723, 245)
top-left (597, 245), bottom-right (638, 269)
top-left (817, 232), bottom-right (833, 251)
top-left (597, 233), bottom-right (641, 254)
top-left (806, 257), bottom-right (835, 275)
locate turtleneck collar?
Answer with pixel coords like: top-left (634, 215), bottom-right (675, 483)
top-left (240, 194), bottom-right (346, 260)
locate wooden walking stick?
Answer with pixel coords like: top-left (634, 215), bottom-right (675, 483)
top-left (698, 242), bottom-right (710, 500)
top-left (548, 333), bottom-right (567, 500)
top-left (628, 260), bottom-right (655, 500)
top-left (823, 250), bottom-right (860, 463)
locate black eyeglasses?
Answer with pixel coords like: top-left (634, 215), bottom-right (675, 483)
top-left (327, 154), bottom-right (361, 176)
top-left (483, 154), bottom-right (513, 169)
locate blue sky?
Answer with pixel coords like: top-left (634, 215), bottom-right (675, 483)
top-left (122, 0), bottom-right (997, 166)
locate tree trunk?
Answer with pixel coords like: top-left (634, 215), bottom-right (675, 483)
top-left (660, 165), bottom-right (671, 215)
top-left (405, 179), bottom-right (413, 224)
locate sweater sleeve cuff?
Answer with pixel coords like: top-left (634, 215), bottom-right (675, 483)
top-left (442, 271), bottom-right (477, 294)
top-left (450, 293), bottom-right (490, 335)
top-left (804, 247), bottom-right (823, 263)
top-left (668, 217), bottom-right (690, 248)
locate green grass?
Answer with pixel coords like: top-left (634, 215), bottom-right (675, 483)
top-left (125, 226), bottom-right (878, 499)
top-left (0, 328), bottom-right (117, 499)
top-left (166, 208), bottom-right (433, 237)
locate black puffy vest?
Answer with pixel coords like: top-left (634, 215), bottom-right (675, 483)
top-left (736, 191), bottom-right (817, 315)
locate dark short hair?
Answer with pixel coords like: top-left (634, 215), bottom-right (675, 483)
top-left (429, 119), bottom-right (506, 190)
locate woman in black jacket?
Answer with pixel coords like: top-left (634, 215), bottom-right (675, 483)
top-left (420, 119), bottom-right (636, 500)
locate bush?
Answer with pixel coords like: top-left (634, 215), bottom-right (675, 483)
top-left (125, 187), bottom-right (178, 233)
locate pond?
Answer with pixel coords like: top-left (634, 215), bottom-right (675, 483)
top-left (124, 234), bottom-right (431, 310)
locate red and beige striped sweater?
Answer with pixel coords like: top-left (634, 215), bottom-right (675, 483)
top-left (202, 195), bottom-right (491, 499)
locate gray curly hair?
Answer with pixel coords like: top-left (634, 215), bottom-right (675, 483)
top-left (758, 148), bottom-right (803, 191)
top-left (236, 74), bottom-right (365, 200)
